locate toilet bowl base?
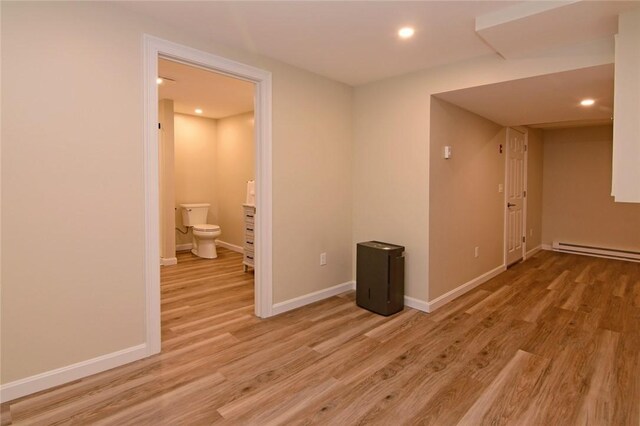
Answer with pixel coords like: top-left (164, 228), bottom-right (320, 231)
top-left (192, 238), bottom-right (218, 259)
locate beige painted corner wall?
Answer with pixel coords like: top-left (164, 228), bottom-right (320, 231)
top-left (526, 128), bottom-right (544, 252)
top-left (542, 125), bottom-right (640, 251)
top-left (1, 1), bottom-right (352, 385)
top-left (160, 110), bottom-right (254, 253)
top-left (429, 98), bottom-right (505, 300)
top-left (216, 112), bottom-right (255, 248)
top-left (174, 113), bottom-right (218, 247)
top-left (353, 37), bottom-right (613, 303)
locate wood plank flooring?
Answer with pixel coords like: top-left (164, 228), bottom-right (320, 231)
top-left (2, 249), bottom-right (639, 425)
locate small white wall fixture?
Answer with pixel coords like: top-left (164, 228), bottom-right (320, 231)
top-left (143, 35), bottom-right (273, 356)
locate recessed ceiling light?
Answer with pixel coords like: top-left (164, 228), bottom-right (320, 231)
top-left (156, 77), bottom-right (163, 85)
top-left (398, 27), bottom-right (415, 39)
top-left (195, 108), bottom-right (203, 114)
top-left (580, 99), bottom-right (595, 106)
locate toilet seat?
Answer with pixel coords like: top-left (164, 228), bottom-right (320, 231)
top-left (193, 224), bottom-right (220, 233)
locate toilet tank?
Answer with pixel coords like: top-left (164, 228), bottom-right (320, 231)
top-left (180, 203), bottom-right (210, 226)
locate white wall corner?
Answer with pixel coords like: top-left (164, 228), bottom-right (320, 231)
top-left (0, 344), bottom-right (148, 403)
top-left (271, 281), bottom-right (355, 316)
top-left (426, 264), bottom-right (506, 313)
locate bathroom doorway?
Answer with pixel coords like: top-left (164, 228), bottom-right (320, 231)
top-left (145, 36), bottom-right (272, 354)
top-left (157, 58), bottom-right (256, 265)
top-left (156, 57), bottom-right (257, 347)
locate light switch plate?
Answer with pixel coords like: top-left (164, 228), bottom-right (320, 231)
top-left (443, 146), bottom-right (452, 159)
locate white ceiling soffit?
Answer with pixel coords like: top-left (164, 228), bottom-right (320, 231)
top-left (158, 58), bottom-right (254, 119)
top-left (434, 64), bottom-right (614, 127)
top-left (476, 1), bottom-right (640, 59)
top-left (121, 1), bottom-right (520, 86)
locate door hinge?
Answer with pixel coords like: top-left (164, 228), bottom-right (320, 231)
top-left (523, 190), bottom-right (527, 197)
top-left (524, 145), bottom-right (528, 152)
top-left (522, 236), bottom-right (526, 243)
top-left (158, 122), bottom-right (162, 129)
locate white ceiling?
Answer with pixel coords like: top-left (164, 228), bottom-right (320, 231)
top-left (123, 1), bottom-right (517, 86)
top-left (158, 58), bottom-right (254, 119)
top-left (136, 2), bottom-right (638, 128)
top-left (434, 64), bottom-right (614, 127)
top-left (121, 1), bottom-right (638, 86)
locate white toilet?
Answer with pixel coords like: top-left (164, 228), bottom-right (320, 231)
top-left (180, 203), bottom-right (221, 259)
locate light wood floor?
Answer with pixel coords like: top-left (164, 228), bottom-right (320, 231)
top-left (2, 249), bottom-right (639, 425)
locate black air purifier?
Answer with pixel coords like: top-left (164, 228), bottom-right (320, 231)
top-left (356, 241), bottom-right (405, 316)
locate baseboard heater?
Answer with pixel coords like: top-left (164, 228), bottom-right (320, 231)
top-left (552, 241), bottom-right (640, 262)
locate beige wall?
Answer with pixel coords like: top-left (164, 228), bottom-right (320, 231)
top-left (429, 98), bottom-right (505, 300)
top-left (216, 112), bottom-right (255, 248)
top-left (353, 37), bottom-right (613, 302)
top-left (526, 128), bottom-right (544, 251)
top-left (274, 68), bottom-right (353, 303)
top-left (174, 113), bottom-right (218, 246)
top-left (542, 125), bottom-right (640, 251)
top-left (1, 1), bottom-right (352, 385)
top-left (164, 111), bottom-right (254, 251)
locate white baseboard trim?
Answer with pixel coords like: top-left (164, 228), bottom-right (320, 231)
top-left (0, 343), bottom-right (148, 403)
top-left (216, 240), bottom-right (244, 254)
top-left (272, 281), bottom-right (355, 316)
top-left (176, 243), bottom-right (192, 252)
top-left (272, 269), bottom-right (503, 317)
top-left (525, 245), bottom-right (542, 259)
top-left (349, 281), bottom-right (430, 314)
top-left (426, 264), bottom-right (506, 313)
top-left (160, 257), bottom-right (177, 266)
top-left (405, 296), bottom-right (430, 313)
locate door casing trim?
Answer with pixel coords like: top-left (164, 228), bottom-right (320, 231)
top-left (143, 35), bottom-right (273, 356)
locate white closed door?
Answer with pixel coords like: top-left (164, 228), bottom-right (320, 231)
top-left (505, 128), bottom-right (525, 266)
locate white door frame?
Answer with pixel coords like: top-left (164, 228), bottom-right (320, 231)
top-left (143, 35), bottom-right (273, 356)
top-left (522, 131), bottom-right (530, 260)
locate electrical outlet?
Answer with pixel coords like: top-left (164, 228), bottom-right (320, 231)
top-left (320, 252), bottom-right (327, 266)
top-left (474, 247), bottom-right (479, 258)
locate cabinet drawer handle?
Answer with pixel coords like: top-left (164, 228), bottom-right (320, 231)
top-left (247, 241), bottom-right (253, 245)
top-left (246, 215), bottom-right (254, 219)
top-left (246, 228), bottom-right (254, 232)
top-left (247, 255), bottom-right (254, 260)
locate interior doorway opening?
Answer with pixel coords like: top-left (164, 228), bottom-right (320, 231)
top-left (143, 35), bottom-right (273, 356)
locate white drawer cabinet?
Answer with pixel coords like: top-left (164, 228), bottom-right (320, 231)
top-left (243, 204), bottom-right (256, 272)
